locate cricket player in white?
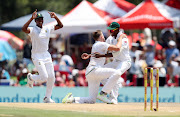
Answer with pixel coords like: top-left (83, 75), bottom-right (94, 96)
top-left (22, 9), bottom-right (63, 103)
top-left (62, 30), bottom-right (123, 104)
top-left (100, 22), bottom-right (131, 104)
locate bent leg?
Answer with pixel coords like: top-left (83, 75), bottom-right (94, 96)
top-left (74, 77), bottom-right (100, 104)
top-left (31, 60), bottom-right (48, 82)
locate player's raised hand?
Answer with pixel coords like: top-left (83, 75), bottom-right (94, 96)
top-left (48, 12), bottom-right (57, 18)
top-left (32, 9), bottom-right (37, 19)
top-left (81, 53), bottom-right (90, 59)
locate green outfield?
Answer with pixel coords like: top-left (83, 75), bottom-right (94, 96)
top-left (0, 103), bottom-right (180, 117)
top-left (0, 107), bottom-right (115, 117)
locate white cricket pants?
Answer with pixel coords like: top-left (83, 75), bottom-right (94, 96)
top-left (74, 66), bottom-right (121, 104)
top-left (31, 52), bottom-right (55, 98)
top-left (102, 60), bottom-right (131, 102)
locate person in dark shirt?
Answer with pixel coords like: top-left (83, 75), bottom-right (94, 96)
top-left (23, 36), bottom-right (32, 66)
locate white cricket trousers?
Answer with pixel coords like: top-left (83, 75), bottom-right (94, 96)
top-left (74, 66), bottom-right (121, 104)
top-left (102, 60), bottom-right (131, 102)
top-left (31, 51), bottom-right (55, 98)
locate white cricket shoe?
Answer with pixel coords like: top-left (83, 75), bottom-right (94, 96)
top-left (27, 73), bottom-right (34, 88)
top-left (43, 97), bottom-right (55, 103)
top-left (97, 93), bottom-right (113, 104)
top-left (107, 99), bottom-right (118, 104)
top-left (62, 93), bottom-right (74, 103)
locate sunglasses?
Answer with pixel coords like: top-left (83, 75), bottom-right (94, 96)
top-left (110, 28), bottom-right (118, 33)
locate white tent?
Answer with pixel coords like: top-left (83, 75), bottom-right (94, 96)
top-left (93, 0), bottom-right (136, 18)
top-left (46, 0), bottom-right (113, 34)
top-left (1, 10), bottom-right (63, 31)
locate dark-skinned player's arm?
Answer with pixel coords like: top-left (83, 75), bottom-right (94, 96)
top-left (48, 12), bottom-right (63, 30)
top-left (22, 9), bottom-right (37, 34)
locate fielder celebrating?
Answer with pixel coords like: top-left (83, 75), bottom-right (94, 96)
top-left (22, 9), bottom-right (63, 103)
top-left (62, 30), bottom-right (122, 104)
top-left (97, 22), bottom-right (131, 104)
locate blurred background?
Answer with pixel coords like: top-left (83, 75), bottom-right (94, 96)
top-left (0, 0), bottom-right (180, 103)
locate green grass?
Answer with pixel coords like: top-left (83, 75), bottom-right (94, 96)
top-left (0, 106), bottom-right (122, 117)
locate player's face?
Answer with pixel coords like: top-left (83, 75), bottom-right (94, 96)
top-left (35, 18), bottom-right (43, 27)
top-left (110, 28), bottom-right (119, 37)
top-left (100, 33), bottom-right (105, 42)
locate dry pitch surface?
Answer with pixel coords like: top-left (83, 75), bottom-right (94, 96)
top-left (0, 103), bottom-right (180, 116)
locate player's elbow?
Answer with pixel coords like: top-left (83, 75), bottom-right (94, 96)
top-left (57, 24), bottom-right (63, 28)
top-left (22, 27), bottom-right (26, 32)
top-left (60, 24), bottom-right (63, 28)
top-left (22, 27), bottom-right (28, 33)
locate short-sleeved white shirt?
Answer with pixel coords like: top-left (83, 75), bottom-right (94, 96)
top-left (28, 25), bottom-right (54, 54)
top-left (106, 31), bottom-right (131, 62)
top-left (88, 41), bottom-right (110, 67)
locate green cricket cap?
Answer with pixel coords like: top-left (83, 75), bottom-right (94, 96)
top-left (36, 13), bottom-right (43, 19)
top-left (107, 22), bottom-right (120, 30)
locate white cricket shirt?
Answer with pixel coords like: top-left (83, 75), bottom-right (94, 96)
top-left (106, 31), bottom-right (131, 62)
top-left (28, 25), bottom-right (54, 54)
top-left (88, 41), bottom-right (110, 67)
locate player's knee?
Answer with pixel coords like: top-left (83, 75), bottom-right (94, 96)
top-left (48, 73), bottom-right (55, 81)
top-left (89, 97), bottom-right (96, 104)
top-left (114, 71), bottom-right (122, 77)
top-left (48, 73), bottom-right (55, 79)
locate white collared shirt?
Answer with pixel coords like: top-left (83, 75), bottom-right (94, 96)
top-left (28, 25), bottom-right (54, 54)
top-left (106, 31), bottom-right (131, 62)
top-left (88, 41), bottom-right (110, 67)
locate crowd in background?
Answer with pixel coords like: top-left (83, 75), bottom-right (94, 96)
top-left (0, 28), bottom-right (180, 87)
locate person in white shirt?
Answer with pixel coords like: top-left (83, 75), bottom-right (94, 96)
top-left (62, 30), bottom-right (122, 104)
top-left (96, 22), bottom-right (131, 104)
top-left (22, 9), bottom-right (63, 103)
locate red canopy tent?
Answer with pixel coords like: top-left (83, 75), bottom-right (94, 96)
top-left (0, 30), bottom-right (24, 49)
top-left (164, 0), bottom-right (180, 10)
top-left (93, 0), bottom-right (136, 18)
top-left (114, 0), bottom-right (173, 29)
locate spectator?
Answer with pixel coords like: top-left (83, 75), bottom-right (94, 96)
top-left (143, 36), bottom-right (158, 67)
top-left (55, 77), bottom-right (66, 87)
top-left (127, 56), bottom-right (143, 85)
top-left (166, 40), bottom-right (180, 83)
top-left (61, 54), bottom-right (74, 67)
top-left (23, 36), bottom-right (32, 66)
top-left (160, 28), bottom-right (174, 48)
top-left (175, 29), bottom-right (180, 50)
top-left (0, 65), bottom-right (10, 80)
top-left (154, 59), bottom-right (166, 86)
top-left (19, 68), bottom-right (28, 86)
top-left (66, 75), bottom-right (75, 87)
top-left (143, 28), bottom-right (152, 45)
top-left (130, 43), bottom-right (142, 62)
top-left (172, 57), bottom-right (180, 79)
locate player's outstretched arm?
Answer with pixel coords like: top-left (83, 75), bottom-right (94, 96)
top-left (22, 9), bottom-right (37, 34)
top-left (81, 52), bottom-right (101, 59)
top-left (48, 12), bottom-right (63, 30)
top-left (93, 45), bottom-right (120, 58)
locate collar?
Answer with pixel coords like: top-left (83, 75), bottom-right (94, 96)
top-left (35, 25), bottom-right (43, 29)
